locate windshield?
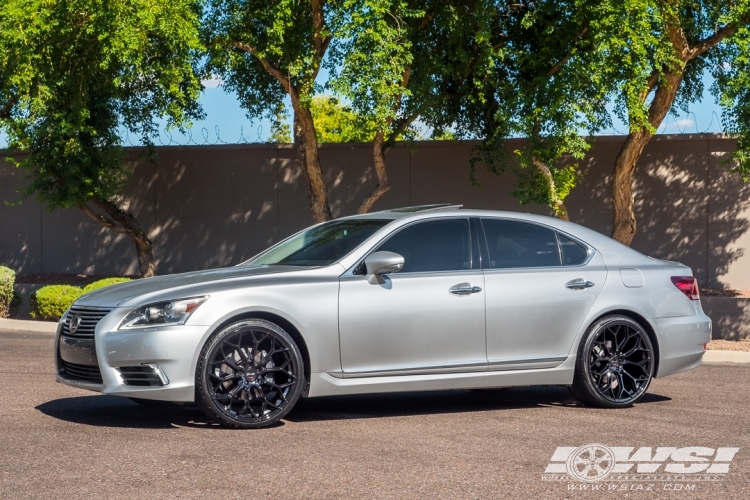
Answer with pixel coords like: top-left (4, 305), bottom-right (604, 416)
top-left (246, 219), bottom-right (393, 267)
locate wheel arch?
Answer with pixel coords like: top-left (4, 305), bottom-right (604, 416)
top-left (199, 311), bottom-right (312, 392)
top-left (588, 309), bottom-right (661, 377)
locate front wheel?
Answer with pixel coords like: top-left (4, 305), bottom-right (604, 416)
top-left (196, 319), bottom-right (305, 428)
top-left (570, 315), bottom-right (654, 408)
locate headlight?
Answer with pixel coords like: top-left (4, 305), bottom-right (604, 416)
top-left (118, 296), bottom-right (208, 330)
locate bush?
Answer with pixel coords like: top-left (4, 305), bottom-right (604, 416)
top-left (31, 285), bottom-right (83, 321)
top-left (0, 266), bottom-right (14, 319)
top-left (9, 291), bottom-right (23, 318)
top-left (82, 277), bottom-right (131, 294)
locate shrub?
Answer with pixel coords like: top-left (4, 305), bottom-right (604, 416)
top-left (9, 291), bottom-right (23, 318)
top-left (31, 285), bottom-right (83, 321)
top-left (0, 266), bottom-right (14, 319)
top-left (82, 277), bottom-right (131, 294)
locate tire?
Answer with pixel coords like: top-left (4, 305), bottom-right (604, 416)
top-left (570, 315), bottom-right (655, 408)
top-left (196, 319), bottom-right (305, 429)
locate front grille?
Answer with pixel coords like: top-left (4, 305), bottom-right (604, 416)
top-left (119, 366), bottom-right (167, 386)
top-left (60, 360), bottom-right (103, 384)
top-left (61, 306), bottom-right (113, 339)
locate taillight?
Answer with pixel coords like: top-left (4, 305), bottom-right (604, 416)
top-left (671, 276), bottom-right (700, 300)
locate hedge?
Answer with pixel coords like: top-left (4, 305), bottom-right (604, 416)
top-left (82, 277), bottom-right (131, 294)
top-left (31, 285), bottom-right (83, 321)
top-left (0, 266), bottom-right (14, 319)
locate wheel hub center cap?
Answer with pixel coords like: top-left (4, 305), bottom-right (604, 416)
top-left (244, 369), bottom-right (257, 383)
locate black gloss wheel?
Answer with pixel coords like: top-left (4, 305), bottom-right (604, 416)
top-left (570, 315), bottom-right (654, 408)
top-left (196, 319), bottom-right (304, 428)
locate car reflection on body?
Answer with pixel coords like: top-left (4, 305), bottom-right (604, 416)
top-left (55, 204), bottom-right (711, 428)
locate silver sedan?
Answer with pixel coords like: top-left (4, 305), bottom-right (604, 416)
top-left (55, 205), bottom-right (711, 428)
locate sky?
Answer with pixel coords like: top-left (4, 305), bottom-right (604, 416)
top-left (0, 71), bottom-right (726, 149)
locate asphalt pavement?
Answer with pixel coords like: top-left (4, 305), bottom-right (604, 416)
top-left (0, 329), bottom-right (748, 499)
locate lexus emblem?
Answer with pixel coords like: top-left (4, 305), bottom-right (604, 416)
top-left (69, 315), bottom-right (82, 334)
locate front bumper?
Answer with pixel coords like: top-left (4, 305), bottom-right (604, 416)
top-left (55, 312), bottom-right (210, 402)
top-left (654, 311), bottom-right (712, 378)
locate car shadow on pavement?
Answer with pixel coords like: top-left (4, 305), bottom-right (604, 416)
top-left (36, 386), bottom-right (671, 429)
top-left (35, 395), bottom-right (229, 430)
top-left (286, 386), bottom-right (671, 422)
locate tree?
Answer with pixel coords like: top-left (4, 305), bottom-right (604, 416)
top-left (0, 0), bottom-right (203, 277)
top-left (310, 95), bottom-right (380, 143)
top-left (331, 0), bottom-right (502, 214)
top-left (204, 0), bottom-right (339, 222)
top-left (609, 1), bottom-right (750, 245)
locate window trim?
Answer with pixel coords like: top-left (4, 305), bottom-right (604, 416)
top-left (344, 216), bottom-right (476, 277)
top-left (478, 217), bottom-right (595, 271)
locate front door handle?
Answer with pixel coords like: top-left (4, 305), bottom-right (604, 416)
top-left (450, 283), bottom-right (483, 295)
top-left (566, 278), bottom-right (595, 290)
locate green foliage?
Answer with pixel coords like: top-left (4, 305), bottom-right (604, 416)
top-left (311, 96), bottom-right (379, 143)
top-left (31, 285), bottom-right (83, 321)
top-left (0, 266), bottom-right (14, 318)
top-left (82, 277), bottom-right (132, 294)
top-left (0, 0), bottom-right (204, 210)
top-left (268, 109), bottom-right (292, 144)
top-left (203, 0), bottom-right (332, 117)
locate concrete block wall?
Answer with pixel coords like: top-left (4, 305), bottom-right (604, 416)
top-left (1, 135), bottom-right (749, 289)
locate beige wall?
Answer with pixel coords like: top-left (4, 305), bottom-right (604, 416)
top-left (1, 135), bottom-right (749, 288)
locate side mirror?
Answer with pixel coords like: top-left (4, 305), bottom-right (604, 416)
top-left (364, 251), bottom-right (404, 284)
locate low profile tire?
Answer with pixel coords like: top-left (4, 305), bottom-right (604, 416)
top-left (570, 315), bottom-right (655, 408)
top-left (196, 319), bottom-right (305, 429)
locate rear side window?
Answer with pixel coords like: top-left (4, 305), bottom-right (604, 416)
top-left (559, 233), bottom-right (589, 265)
top-left (481, 219), bottom-right (561, 268)
top-left (376, 219), bottom-right (471, 273)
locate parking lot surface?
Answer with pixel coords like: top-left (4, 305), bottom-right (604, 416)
top-left (0, 329), bottom-right (748, 499)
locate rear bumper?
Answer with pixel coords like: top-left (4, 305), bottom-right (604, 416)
top-left (654, 312), bottom-right (711, 378)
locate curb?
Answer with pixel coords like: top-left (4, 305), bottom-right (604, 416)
top-left (0, 318), bottom-right (58, 334)
top-left (703, 350), bottom-right (750, 364)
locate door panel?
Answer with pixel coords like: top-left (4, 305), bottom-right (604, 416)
top-left (339, 271), bottom-right (486, 375)
top-left (338, 217), bottom-right (486, 376)
top-left (484, 252), bottom-right (607, 364)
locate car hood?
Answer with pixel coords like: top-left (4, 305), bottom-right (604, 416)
top-left (74, 265), bottom-right (321, 308)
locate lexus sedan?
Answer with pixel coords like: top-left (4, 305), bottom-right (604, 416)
top-left (55, 205), bottom-right (711, 428)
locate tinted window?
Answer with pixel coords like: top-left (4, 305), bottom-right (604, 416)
top-left (559, 233), bottom-right (588, 265)
top-left (481, 219), bottom-right (561, 268)
top-left (376, 219), bottom-right (471, 273)
top-left (248, 219), bottom-right (391, 266)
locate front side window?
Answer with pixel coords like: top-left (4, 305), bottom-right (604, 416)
top-left (247, 219), bottom-right (392, 267)
top-left (376, 219), bottom-right (472, 273)
top-left (481, 219), bottom-right (561, 269)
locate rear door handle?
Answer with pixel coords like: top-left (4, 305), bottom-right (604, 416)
top-left (450, 283), bottom-right (483, 295)
top-left (566, 278), bottom-right (595, 290)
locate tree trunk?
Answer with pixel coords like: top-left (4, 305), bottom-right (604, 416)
top-left (357, 131), bottom-right (391, 214)
top-left (532, 156), bottom-right (569, 221)
top-left (291, 98), bottom-right (332, 223)
top-left (611, 70), bottom-right (684, 245)
top-left (80, 196), bottom-right (156, 277)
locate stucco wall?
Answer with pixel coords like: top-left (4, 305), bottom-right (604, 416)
top-left (1, 134), bottom-right (749, 288)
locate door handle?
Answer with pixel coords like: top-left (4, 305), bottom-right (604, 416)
top-left (566, 278), bottom-right (595, 290)
top-left (450, 283), bottom-right (483, 295)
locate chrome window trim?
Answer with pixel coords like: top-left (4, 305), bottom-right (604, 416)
top-left (478, 217), bottom-right (595, 270)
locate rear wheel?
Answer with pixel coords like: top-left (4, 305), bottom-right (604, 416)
top-left (570, 315), bottom-right (654, 408)
top-left (196, 319), bottom-right (304, 428)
